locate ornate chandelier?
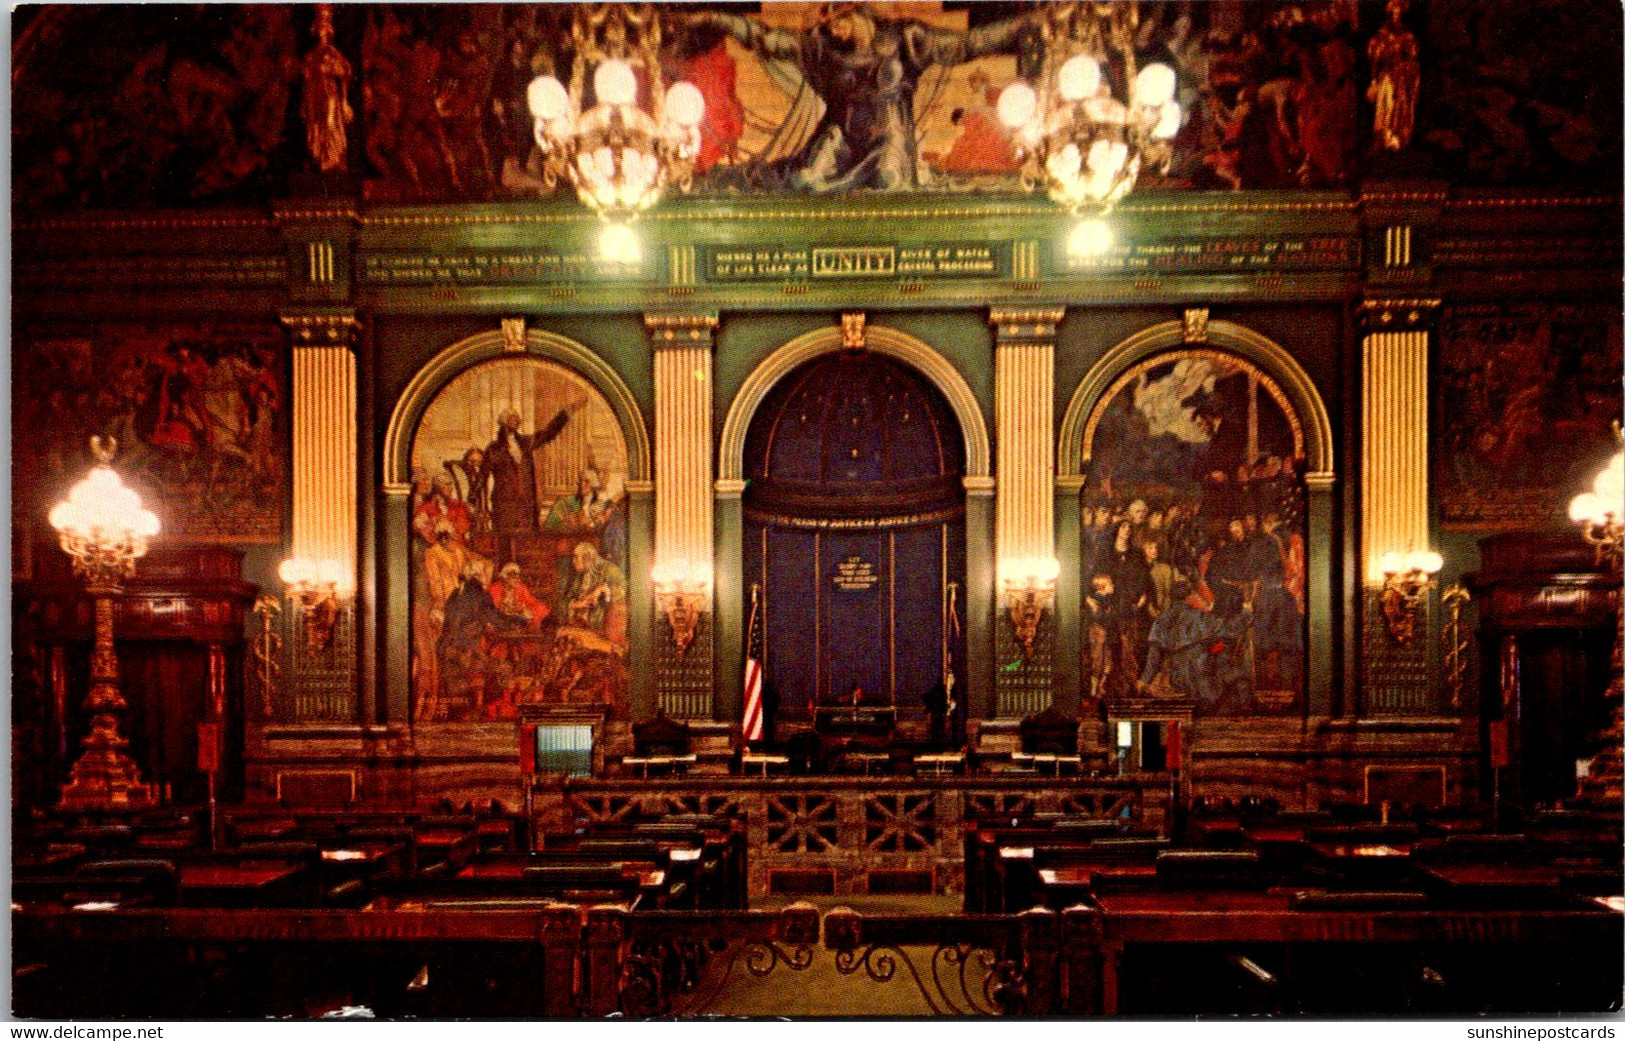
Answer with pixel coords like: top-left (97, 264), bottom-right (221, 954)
top-left (527, 5), bottom-right (704, 262)
top-left (996, 2), bottom-right (1179, 254)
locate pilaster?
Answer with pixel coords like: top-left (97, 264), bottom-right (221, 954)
top-left (1358, 300), bottom-right (1440, 714)
top-left (990, 307), bottom-right (1064, 718)
top-left (279, 310), bottom-right (361, 722)
top-left (647, 312), bottom-right (719, 720)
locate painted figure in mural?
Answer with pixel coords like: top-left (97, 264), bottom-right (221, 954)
top-left (685, 3), bottom-right (1026, 193)
top-left (1367, 0), bottom-right (1419, 151)
top-left (437, 560), bottom-right (501, 714)
top-left (565, 542), bottom-right (627, 647)
top-left (674, 24), bottom-right (745, 173)
top-left (542, 467), bottom-right (629, 567)
top-left (413, 474), bottom-right (474, 546)
top-left (481, 400), bottom-right (586, 535)
top-left (924, 69), bottom-right (1020, 176)
top-left (301, 5), bottom-right (354, 174)
top-left (489, 562), bottom-right (550, 632)
top-left (1083, 572), bottom-right (1128, 701)
top-left (1138, 580), bottom-right (1250, 709)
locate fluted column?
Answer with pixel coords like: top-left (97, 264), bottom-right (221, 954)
top-left (1359, 300), bottom-right (1438, 715)
top-left (990, 307), bottom-right (1064, 718)
top-left (280, 311), bottom-right (360, 721)
top-left (647, 312), bottom-right (719, 720)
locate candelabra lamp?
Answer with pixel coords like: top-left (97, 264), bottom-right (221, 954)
top-left (996, 0), bottom-right (1180, 256)
top-left (998, 557), bottom-right (1061, 657)
top-left (48, 437), bottom-right (161, 811)
top-left (526, 4), bottom-right (704, 262)
top-left (651, 560), bottom-right (711, 657)
top-left (1378, 550), bottom-right (1442, 647)
top-left (278, 557), bottom-right (350, 654)
top-left (1569, 448), bottom-right (1624, 805)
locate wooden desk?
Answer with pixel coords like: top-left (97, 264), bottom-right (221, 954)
top-left (1418, 863), bottom-right (1569, 895)
top-left (179, 863), bottom-right (306, 907)
top-left (621, 754), bottom-right (698, 778)
top-left (321, 841), bottom-right (407, 878)
top-left (916, 752), bottom-right (965, 775)
top-left (415, 829), bottom-right (479, 870)
top-left (740, 753), bottom-right (790, 777)
top-left (14, 844), bottom-right (88, 873)
top-left (1012, 752), bottom-right (1082, 776)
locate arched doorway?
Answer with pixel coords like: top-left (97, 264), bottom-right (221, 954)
top-left (742, 349), bottom-right (967, 740)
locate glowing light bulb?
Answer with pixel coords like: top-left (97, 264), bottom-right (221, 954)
top-left (527, 76), bottom-right (569, 122)
top-left (665, 81), bottom-right (705, 128)
top-left (1135, 63), bottom-right (1177, 108)
top-left (1153, 102), bottom-right (1183, 139)
top-left (599, 223), bottom-right (640, 265)
top-left (1057, 54), bottom-right (1100, 102)
top-left (1067, 219), bottom-right (1113, 258)
top-left (594, 59), bottom-right (637, 107)
top-left (997, 81), bottom-right (1037, 129)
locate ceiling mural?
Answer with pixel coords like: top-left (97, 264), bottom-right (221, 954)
top-left (11, 1), bottom-right (1621, 210)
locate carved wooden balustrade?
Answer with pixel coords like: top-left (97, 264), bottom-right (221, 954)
top-left (535, 775), bottom-right (1167, 896)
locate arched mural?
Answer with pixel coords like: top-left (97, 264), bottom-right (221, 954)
top-left (1080, 349), bottom-right (1307, 716)
top-left (408, 356), bottom-right (630, 724)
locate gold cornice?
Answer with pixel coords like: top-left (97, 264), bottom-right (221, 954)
top-left (281, 312), bottom-right (360, 347)
top-left (18, 215), bottom-right (274, 233)
top-left (714, 478), bottom-right (748, 498)
top-left (1304, 472), bottom-right (1337, 491)
top-left (1358, 298), bottom-right (1441, 331)
top-left (962, 476), bottom-right (996, 496)
top-left (1055, 475), bottom-right (1086, 492)
top-left (1445, 195), bottom-right (1619, 210)
top-left (381, 483), bottom-right (412, 499)
top-left (1360, 190), bottom-right (1450, 205)
top-left (644, 312), bottom-right (720, 344)
top-left (989, 307), bottom-right (1065, 340)
top-left (274, 205), bottom-right (362, 225)
top-left (358, 195), bottom-right (1358, 229)
top-left (625, 479), bottom-right (655, 496)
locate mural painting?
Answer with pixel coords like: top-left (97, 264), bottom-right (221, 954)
top-left (14, 323), bottom-right (286, 545)
top-left (1435, 304), bottom-right (1624, 529)
top-left (16, 1), bottom-right (1382, 210)
top-left (409, 357), bottom-right (630, 724)
top-left (1081, 351), bottom-right (1307, 716)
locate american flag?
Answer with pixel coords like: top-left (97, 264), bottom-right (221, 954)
top-left (742, 585), bottom-right (765, 744)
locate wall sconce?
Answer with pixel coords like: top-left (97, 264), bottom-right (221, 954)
top-left (1569, 449), bottom-right (1624, 572)
top-left (997, 557), bottom-right (1061, 657)
top-left (278, 557), bottom-right (351, 654)
top-left (1378, 550), bottom-right (1442, 647)
top-left (651, 560), bottom-right (712, 656)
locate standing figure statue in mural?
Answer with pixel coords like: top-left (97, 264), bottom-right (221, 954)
top-left (481, 398), bottom-right (588, 540)
top-left (301, 4), bottom-right (353, 174)
top-left (1367, 0), bottom-right (1419, 152)
top-left (684, 3), bottom-right (1026, 193)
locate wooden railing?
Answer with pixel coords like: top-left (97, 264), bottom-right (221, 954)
top-left (537, 775), bottom-right (1167, 896)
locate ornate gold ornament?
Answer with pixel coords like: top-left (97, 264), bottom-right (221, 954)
top-left (1378, 550), bottom-right (1442, 648)
top-left (279, 557), bottom-right (351, 655)
top-left (998, 557), bottom-right (1060, 658)
top-left (652, 560), bottom-right (712, 657)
